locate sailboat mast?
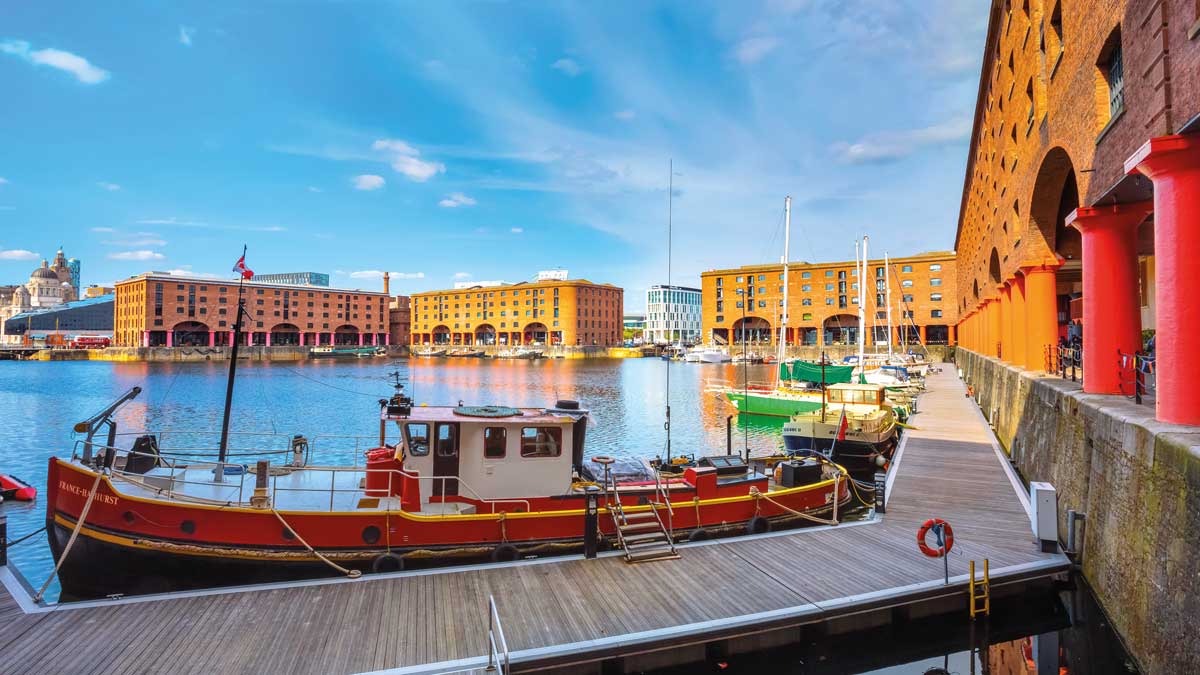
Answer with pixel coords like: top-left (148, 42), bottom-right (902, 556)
top-left (858, 237), bottom-right (867, 367)
top-left (216, 245), bottom-right (247, 483)
top-left (664, 159), bottom-right (672, 464)
top-left (885, 252), bottom-right (893, 359)
top-left (779, 196), bottom-right (791, 368)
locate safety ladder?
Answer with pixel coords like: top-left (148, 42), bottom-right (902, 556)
top-left (593, 458), bottom-right (678, 563)
top-left (969, 559), bottom-right (990, 618)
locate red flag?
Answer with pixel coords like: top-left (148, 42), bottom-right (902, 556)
top-left (232, 254), bottom-right (253, 280)
top-left (836, 407), bottom-right (849, 441)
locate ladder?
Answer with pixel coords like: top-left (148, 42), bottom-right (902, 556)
top-left (969, 559), bottom-right (990, 619)
top-left (593, 458), bottom-right (678, 563)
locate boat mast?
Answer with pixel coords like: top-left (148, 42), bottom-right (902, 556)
top-left (885, 252), bottom-right (893, 359)
top-left (858, 237), bottom-right (867, 370)
top-left (216, 245), bottom-right (247, 483)
top-left (664, 159), bottom-right (673, 464)
top-left (778, 196), bottom-right (790, 373)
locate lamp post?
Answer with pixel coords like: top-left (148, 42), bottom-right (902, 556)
top-left (737, 288), bottom-right (749, 459)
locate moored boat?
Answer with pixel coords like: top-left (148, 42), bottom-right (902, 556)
top-left (782, 382), bottom-right (899, 472)
top-left (45, 387), bottom-right (850, 599)
top-left (311, 346), bottom-right (384, 359)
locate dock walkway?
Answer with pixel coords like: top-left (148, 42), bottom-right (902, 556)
top-left (0, 369), bottom-right (1067, 674)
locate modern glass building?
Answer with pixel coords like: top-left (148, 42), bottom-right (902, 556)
top-left (67, 258), bottom-right (81, 296)
top-left (645, 285), bottom-right (701, 344)
top-left (3, 293), bottom-right (114, 338)
top-left (253, 272), bottom-right (330, 287)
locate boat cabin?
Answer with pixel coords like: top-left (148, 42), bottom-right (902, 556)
top-left (825, 383), bottom-right (888, 409)
top-left (384, 402), bottom-right (589, 502)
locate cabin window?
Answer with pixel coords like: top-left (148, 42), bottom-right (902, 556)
top-left (484, 427), bottom-right (507, 459)
top-left (405, 423), bottom-right (430, 456)
top-left (436, 424), bottom-right (457, 457)
top-left (520, 427), bottom-right (563, 458)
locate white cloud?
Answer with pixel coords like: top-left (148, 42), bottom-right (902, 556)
top-left (0, 248), bottom-right (39, 260)
top-left (97, 181), bottom-right (121, 191)
top-left (165, 265), bottom-right (219, 278)
top-left (438, 192), bottom-right (477, 208)
top-left (372, 139), bottom-right (445, 182)
top-left (614, 110), bottom-right (636, 121)
top-left (307, 186), bottom-right (323, 193)
top-left (346, 270), bottom-right (424, 280)
top-left (352, 174), bottom-right (386, 191)
top-left (510, 227), bottom-right (524, 234)
top-left (453, 272), bottom-right (472, 280)
top-left (179, 26), bottom-right (195, 47)
top-left (90, 227), bottom-right (115, 233)
top-left (1, 40), bottom-right (110, 84)
top-left (551, 57), bottom-right (582, 77)
top-left (108, 250), bottom-right (165, 261)
top-left (830, 117), bottom-right (972, 164)
top-left (133, 216), bottom-right (284, 232)
top-left (0, 177), bottom-right (8, 184)
top-left (732, 36), bottom-right (780, 64)
top-left (136, 217), bottom-right (200, 226)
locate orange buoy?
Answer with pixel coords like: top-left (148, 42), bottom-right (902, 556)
top-left (917, 518), bottom-right (954, 558)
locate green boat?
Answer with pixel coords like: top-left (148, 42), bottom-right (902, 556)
top-left (723, 389), bottom-right (825, 417)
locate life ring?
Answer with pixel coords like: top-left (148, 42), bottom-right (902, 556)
top-left (687, 528), bottom-right (710, 542)
top-left (746, 516), bottom-right (771, 535)
top-left (965, 385), bottom-right (975, 397)
top-left (590, 456), bottom-right (616, 465)
top-left (371, 552), bottom-right (405, 573)
top-left (491, 543), bottom-right (520, 562)
top-left (917, 518), bottom-right (954, 558)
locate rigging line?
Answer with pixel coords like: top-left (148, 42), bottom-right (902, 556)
top-left (275, 364), bottom-right (385, 398)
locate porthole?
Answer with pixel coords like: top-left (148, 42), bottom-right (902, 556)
top-left (362, 525), bottom-right (382, 545)
top-left (180, 520), bottom-right (196, 535)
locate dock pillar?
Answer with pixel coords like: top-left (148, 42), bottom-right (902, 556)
top-left (1009, 274), bottom-right (1027, 369)
top-left (1067, 202), bottom-right (1152, 394)
top-left (998, 282), bottom-right (1012, 363)
top-left (0, 502), bottom-right (6, 567)
top-left (1127, 134), bottom-right (1200, 424)
top-left (1020, 260), bottom-right (1061, 372)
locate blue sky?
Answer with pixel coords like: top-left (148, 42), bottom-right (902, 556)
top-left (0, 1), bottom-right (987, 311)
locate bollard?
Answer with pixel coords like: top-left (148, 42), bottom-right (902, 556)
top-left (583, 486), bottom-right (600, 559)
top-left (873, 472), bottom-right (886, 513)
top-left (726, 415), bottom-right (733, 455)
top-left (251, 460), bottom-right (271, 509)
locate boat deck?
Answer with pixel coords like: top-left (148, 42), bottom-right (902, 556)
top-left (0, 368), bottom-right (1068, 674)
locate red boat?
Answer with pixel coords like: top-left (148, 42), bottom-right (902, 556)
top-left (45, 381), bottom-right (850, 599)
top-left (1, 473), bottom-right (37, 501)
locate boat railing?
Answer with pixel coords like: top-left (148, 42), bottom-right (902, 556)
top-left (486, 594), bottom-right (511, 674)
top-left (103, 429), bottom-right (300, 462)
top-left (73, 441), bottom-right (531, 513)
top-left (652, 470), bottom-right (674, 540)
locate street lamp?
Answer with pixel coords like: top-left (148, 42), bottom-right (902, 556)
top-left (736, 288), bottom-right (749, 458)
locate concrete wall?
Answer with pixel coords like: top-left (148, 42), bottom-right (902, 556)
top-left (957, 348), bottom-right (1200, 674)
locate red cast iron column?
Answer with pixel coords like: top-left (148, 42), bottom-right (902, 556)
top-left (1066, 202), bottom-right (1153, 394)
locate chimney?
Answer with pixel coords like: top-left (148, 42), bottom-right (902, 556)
top-left (383, 271), bottom-right (390, 295)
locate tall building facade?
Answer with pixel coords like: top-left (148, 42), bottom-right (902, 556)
top-left (701, 251), bottom-right (957, 347)
top-left (644, 285), bottom-right (701, 344)
top-left (388, 295), bottom-right (411, 347)
top-left (410, 277), bottom-right (623, 346)
top-left (113, 273), bottom-right (389, 347)
top-left (954, 0), bottom-right (1200, 425)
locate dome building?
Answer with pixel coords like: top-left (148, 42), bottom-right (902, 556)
top-left (0, 250), bottom-right (81, 344)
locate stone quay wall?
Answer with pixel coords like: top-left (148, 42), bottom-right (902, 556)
top-left (957, 348), bottom-right (1200, 674)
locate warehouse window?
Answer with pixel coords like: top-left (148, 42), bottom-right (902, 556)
top-left (1097, 28), bottom-right (1124, 123)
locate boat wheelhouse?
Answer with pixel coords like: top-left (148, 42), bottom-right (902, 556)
top-left (782, 382), bottom-right (899, 471)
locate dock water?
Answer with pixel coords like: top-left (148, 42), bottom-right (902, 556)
top-left (0, 368), bottom-right (1068, 674)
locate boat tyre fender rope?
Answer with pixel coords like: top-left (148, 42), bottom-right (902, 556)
top-left (491, 543), bottom-right (519, 562)
top-left (371, 551), bottom-right (405, 573)
top-left (271, 509), bottom-right (362, 579)
top-left (746, 515), bottom-right (771, 535)
top-left (917, 518), bottom-right (954, 558)
top-left (35, 472), bottom-right (103, 602)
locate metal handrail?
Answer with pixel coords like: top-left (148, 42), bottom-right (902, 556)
top-left (486, 594), bottom-right (510, 674)
top-left (653, 470), bottom-right (674, 540)
top-left (1118, 349), bottom-right (1155, 405)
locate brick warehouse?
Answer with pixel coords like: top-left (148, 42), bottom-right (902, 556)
top-left (113, 273), bottom-right (390, 347)
top-left (409, 278), bottom-right (623, 347)
top-left (954, 0), bottom-right (1200, 424)
top-left (701, 251), bottom-right (958, 348)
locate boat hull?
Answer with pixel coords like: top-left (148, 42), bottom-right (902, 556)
top-left (45, 457), bottom-right (852, 599)
top-left (781, 432), bottom-right (895, 472)
top-left (724, 391), bottom-right (824, 417)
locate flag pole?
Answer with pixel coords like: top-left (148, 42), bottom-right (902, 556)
top-left (216, 245), bottom-right (248, 482)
